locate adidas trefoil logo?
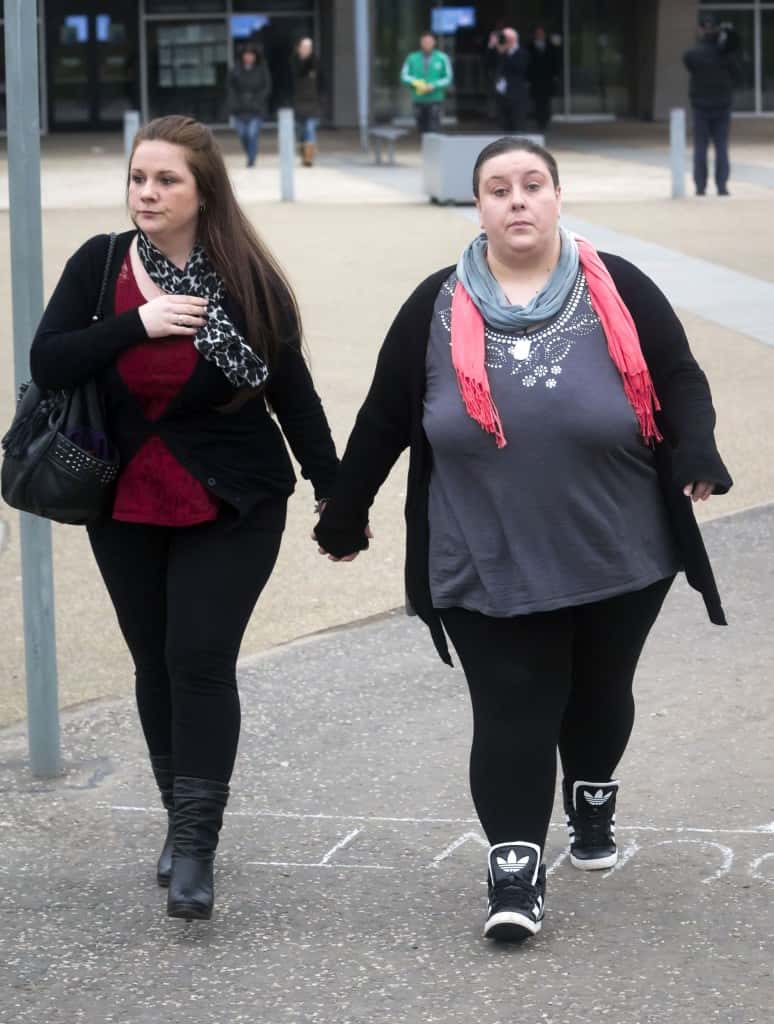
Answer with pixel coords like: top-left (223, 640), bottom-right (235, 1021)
top-left (584, 789), bottom-right (613, 807)
top-left (496, 849), bottom-right (530, 872)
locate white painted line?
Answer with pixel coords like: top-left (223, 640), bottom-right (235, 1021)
top-left (602, 841), bottom-right (640, 879)
top-left (108, 805), bottom-right (774, 835)
top-left (546, 849), bottom-right (570, 876)
top-left (655, 839), bottom-right (734, 883)
top-left (245, 860), bottom-right (395, 871)
top-left (750, 852), bottom-right (774, 885)
top-left (318, 828), bottom-right (362, 865)
top-left (431, 831), bottom-right (488, 867)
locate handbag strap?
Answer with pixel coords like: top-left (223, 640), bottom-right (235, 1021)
top-left (92, 232), bottom-right (117, 323)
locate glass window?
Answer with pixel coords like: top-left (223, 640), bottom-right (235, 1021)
top-left (229, 13), bottom-right (315, 112)
top-left (232, 0), bottom-right (314, 10)
top-left (373, 0), bottom-right (431, 122)
top-left (569, 0), bottom-right (632, 116)
top-left (763, 10), bottom-right (774, 111)
top-left (145, 1), bottom-right (225, 12)
top-left (147, 19), bottom-right (229, 122)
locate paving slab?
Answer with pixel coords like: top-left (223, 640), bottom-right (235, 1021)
top-left (1, 503), bottom-right (772, 1024)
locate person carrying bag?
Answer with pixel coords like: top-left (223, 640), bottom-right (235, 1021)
top-left (2, 233), bottom-right (120, 523)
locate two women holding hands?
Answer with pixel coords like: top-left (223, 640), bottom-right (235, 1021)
top-left (315, 138), bottom-right (731, 942)
top-left (30, 120), bottom-right (730, 942)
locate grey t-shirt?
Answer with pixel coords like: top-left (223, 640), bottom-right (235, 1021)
top-left (423, 271), bottom-right (679, 616)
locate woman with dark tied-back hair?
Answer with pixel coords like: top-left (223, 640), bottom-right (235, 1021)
top-left (314, 137), bottom-right (732, 944)
top-left (30, 115), bottom-right (338, 922)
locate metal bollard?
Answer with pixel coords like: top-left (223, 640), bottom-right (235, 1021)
top-left (670, 107), bottom-right (686, 199)
top-left (278, 108), bottom-right (295, 202)
top-left (123, 110), bottom-right (141, 159)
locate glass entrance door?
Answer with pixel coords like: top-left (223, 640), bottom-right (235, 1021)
top-left (230, 12), bottom-right (316, 114)
top-left (46, 0), bottom-right (139, 130)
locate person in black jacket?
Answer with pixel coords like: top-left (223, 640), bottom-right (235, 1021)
top-left (30, 115), bottom-right (338, 923)
top-left (315, 138), bottom-right (731, 944)
top-left (291, 37), bottom-right (324, 166)
top-left (228, 45), bottom-right (272, 167)
top-left (527, 26), bottom-right (560, 132)
top-left (683, 16), bottom-right (742, 196)
top-left (486, 27), bottom-right (531, 132)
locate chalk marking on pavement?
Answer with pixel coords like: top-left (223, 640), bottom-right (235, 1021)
top-left (654, 839), bottom-right (734, 883)
top-left (750, 852), bottom-right (774, 886)
top-left (245, 860), bottom-right (395, 871)
top-left (319, 827), bottom-right (363, 865)
top-left (546, 849), bottom-right (570, 876)
top-left (108, 806), bottom-right (774, 834)
top-left (431, 831), bottom-right (489, 867)
top-left (602, 841), bottom-right (640, 879)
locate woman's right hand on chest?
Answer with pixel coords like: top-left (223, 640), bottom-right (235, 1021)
top-left (138, 294), bottom-right (209, 339)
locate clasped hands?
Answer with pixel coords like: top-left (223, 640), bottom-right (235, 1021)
top-left (311, 503), bottom-right (372, 563)
top-left (413, 79), bottom-right (434, 96)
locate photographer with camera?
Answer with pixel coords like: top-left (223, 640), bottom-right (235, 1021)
top-left (683, 14), bottom-right (742, 197)
top-left (486, 27), bottom-right (531, 133)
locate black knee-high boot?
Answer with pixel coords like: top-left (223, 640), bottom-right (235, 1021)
top-left (167, 776), bottom-right (229, 921)
top-left (149, 754), bottom-right (174, 887)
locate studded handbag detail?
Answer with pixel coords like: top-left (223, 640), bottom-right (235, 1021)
top-left (1, 233), bottom-right (120, 525)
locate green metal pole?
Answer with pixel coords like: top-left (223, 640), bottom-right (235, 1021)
top-left (4, 0), bottom-right (62, 778)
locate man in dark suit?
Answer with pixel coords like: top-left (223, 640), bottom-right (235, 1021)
top-left (527, 26), bottom-right (560, 132)
top-left (487, 28), bottom-right (531, 132)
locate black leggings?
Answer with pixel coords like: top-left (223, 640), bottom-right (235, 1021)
top-left (440, 577), bottom-right (673, 850)
top-left (87, 506), bottom-right (284, 783)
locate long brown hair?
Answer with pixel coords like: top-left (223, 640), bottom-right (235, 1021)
top-left (128, 115), bottom-right (299, 368)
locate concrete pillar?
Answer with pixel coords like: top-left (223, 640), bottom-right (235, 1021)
top-left (652, 0), bottom-right (699, 120)
top-left (331, 0), bottom-right (358, 127)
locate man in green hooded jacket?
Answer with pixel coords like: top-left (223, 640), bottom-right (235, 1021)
top-left (400, 32), bottom-right (453, 134)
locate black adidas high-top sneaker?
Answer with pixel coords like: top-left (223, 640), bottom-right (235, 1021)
top-left (563, 779), bottom-right (619, 870)
top-left (484, 841), bottom-right (546, 942)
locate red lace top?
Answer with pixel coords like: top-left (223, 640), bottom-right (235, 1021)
top-left (112, 253), bottom-right (220, 526)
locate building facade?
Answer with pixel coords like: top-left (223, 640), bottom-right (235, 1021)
top-left (1, 0), bottom-right (772, 133)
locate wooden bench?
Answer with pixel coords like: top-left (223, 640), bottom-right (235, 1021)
top-left (369, 127), bottom-right (409, 166)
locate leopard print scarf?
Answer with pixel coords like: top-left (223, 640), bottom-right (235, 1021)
top-left (136, 230), bottom-right (268, 389)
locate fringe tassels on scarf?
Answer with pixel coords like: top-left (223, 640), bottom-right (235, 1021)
top-left (450, 236), bottom-right (663, 448)
top-left (451, 282), bottom-right (507, 448)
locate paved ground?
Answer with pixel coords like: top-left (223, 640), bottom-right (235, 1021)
top-left (1, 503), bottom-right (772, 1024)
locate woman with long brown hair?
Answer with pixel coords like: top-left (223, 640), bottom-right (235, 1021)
top-left (30, 115), bottom-right (338, 922)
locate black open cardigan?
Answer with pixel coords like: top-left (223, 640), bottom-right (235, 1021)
top-left (315, 255), bottom-right (733, 666)
top-left (30, 231), bottom-right (339, 517)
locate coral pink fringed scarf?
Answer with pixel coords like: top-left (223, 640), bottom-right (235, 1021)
top-left (450, 235), bottom-right (662, 449)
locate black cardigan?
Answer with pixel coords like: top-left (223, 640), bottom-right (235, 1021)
top-left (30, 231), bottom-right (338, 516)
top-left (315, 256), bottom-right (733, 666)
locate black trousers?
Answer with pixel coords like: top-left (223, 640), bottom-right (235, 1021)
top-left (532, 89), bottom-right (553, 132)
top-left (496, 92), bottom-right (527, 133)
top-left (88, 503), bottom-right (284, 783)
top-left (693, 106), bottom-right (731, 194)
top-left (414, 102), bottom-right (441, 135)
top-left (439, 577), bottom-right (674, 850)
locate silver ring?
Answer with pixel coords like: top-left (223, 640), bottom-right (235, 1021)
top-left (177, 316), bottom-right (184, 326)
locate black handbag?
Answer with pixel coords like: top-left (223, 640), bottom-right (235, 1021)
top-left (1, 233), bottom-right (120, 525)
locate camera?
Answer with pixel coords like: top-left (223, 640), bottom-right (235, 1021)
top-left (498, 31), bottom-right (506, 46)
